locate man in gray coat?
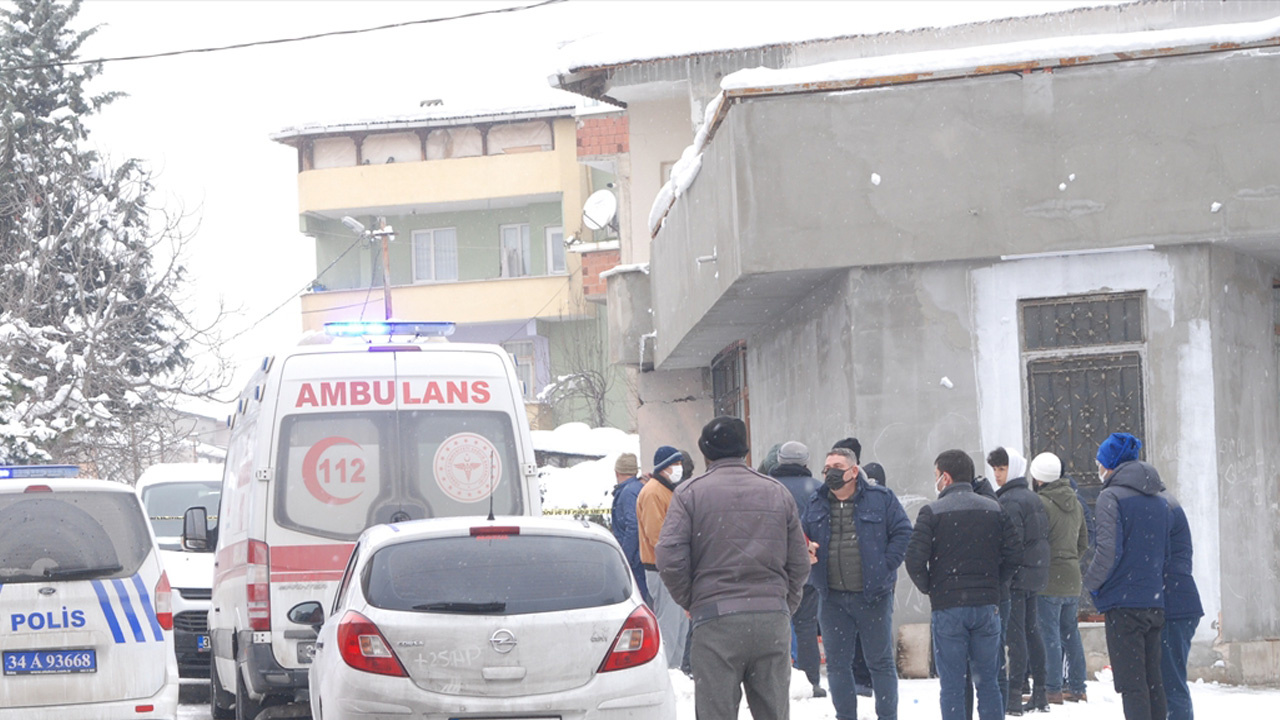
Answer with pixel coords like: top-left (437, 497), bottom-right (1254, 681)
top-left (657, 416), bottom-right (811, 720)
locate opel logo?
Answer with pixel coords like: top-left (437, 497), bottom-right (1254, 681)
top-left (489, 628), bottom-right (517, 654)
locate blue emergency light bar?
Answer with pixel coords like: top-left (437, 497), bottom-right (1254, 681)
top-left (324, 321), bottom-right (456, 338)
top-left (0, 465), bottom-right (80, 479)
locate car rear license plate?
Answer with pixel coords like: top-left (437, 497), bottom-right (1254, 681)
top-left (197, 635), bottom-right (211, 652)
top-left (3, 649), bottom-right (97, 675)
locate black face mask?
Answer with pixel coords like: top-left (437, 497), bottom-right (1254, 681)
top-left (824, 467), bottom-right (848, 492)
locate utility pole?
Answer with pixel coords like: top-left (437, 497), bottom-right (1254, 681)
top-left (373, 217), bottom-right (396, 320)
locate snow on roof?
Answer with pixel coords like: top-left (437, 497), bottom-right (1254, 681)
top-left (598, 262), bottom-right (649, 280)
top-left (648, 11), bottom-right (1280, 239)
top-left (722, 11), bottom-right (1280, 94)
top-left (136, 462), bottom-right (223, 489)
top-left (556, 1), bottom-right (1131, 73)
top-left (271, 97), bottom-right (578, 143)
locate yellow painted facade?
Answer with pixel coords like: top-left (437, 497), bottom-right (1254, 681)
top-left (299, 274), bottom-right (592, 332)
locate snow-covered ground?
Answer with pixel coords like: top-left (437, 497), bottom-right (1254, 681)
top-left (175, 671), bottom-right (1280, 719)
top-left (667, 668), bottom-right (1280, 719)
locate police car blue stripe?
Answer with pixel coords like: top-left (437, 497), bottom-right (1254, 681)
top-left (131, 574), bottom-right (164, 641)
top-left (111, 578), bottom-right (147, 642)
top-left (91, 579), bottom-right (126, 643)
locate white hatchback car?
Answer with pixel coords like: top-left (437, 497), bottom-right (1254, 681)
top-left (0, 466), bottom-right (179, 719)
top-left (308, 516), bottom-right (676, 720)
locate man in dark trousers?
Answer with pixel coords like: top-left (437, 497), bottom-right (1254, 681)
top-left (770, 441), bottom-right (827, 698)
top-left (993, 448), bottom-right (1051, 715)
top-left (1084, 433), bottom-right (1171, 720)
top-left (611, 452), bottom-right (649, 604)
top-left (907, 450), bottom-right (1019, 720)
top-left (1160, 488), bottom-right (1203, 720)
top-left (657, 417), bottom-right (810, 720)
top-left (802, 447), bottom-right (913, 720)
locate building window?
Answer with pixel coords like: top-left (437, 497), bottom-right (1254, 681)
top-left (711, 342), bottom-right (749, 422)
top-left (500, 224), bottom-right (532, 278)
top-left (1021, 292), bottom-right (1147, 489)
top-left (545, 226), bottom-right (566, 275)
top-left (411, 228), bottom-right (458, 282)
top-left (503, 340), bottom-right (537, 401)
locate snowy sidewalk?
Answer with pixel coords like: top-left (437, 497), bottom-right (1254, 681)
top-left (670, 668), bottom-right (1280, 719)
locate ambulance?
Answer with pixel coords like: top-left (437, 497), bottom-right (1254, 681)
top-left (185, 321), bottom-right (541, 718)
top-left (0, 465), bottom-right (179, 719)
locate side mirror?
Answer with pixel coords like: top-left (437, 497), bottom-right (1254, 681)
top-left (182, 507), bottom-right (209, 551)
top-left (289, 601), bottom-right (325, 632)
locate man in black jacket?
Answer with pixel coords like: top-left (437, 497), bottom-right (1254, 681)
top-left (771, 441), bottom-right (826, 698)
top-left (907, 450), bottom-right (1019, 720)
top-left (991, 447), bottom-right (1051, 715)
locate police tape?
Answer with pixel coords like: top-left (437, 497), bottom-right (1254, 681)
top-left (542, 504), bottom-right (611, 515)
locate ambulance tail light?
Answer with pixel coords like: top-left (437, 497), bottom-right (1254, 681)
top-left (337, 610), bottom-right (407, 677)
top-left (247, 540), bottom-right (271, 631)
top-left (154, 571), bottom-right (173, 631)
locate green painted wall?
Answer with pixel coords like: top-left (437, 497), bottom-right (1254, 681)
top-left (308, 200), bottom-right (564, 291)
top-left (538, 312), bottom-right (633, 430)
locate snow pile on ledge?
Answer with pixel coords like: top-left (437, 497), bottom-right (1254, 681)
top-left (598, 262), bottom-right (649, 280)
top-left (535, 423), bottom-right (640, 512)
top-left (647, 92), bottom-right (725, 236)
top-left (723, 14), bottom-right (1280, 92)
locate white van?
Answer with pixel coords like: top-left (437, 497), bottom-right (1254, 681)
top-left (185, 321), bottom-right (541, 718)
top-left (136, 462), bottom-right (221, 681)
top-left (0, 465), bottom-right (179, 719)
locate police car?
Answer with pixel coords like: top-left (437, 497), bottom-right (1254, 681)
top-left (0, 465), bottom-right (179, 719)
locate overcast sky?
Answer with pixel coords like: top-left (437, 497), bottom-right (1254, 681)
top-left (71, 0), bottom-right (1120, 412)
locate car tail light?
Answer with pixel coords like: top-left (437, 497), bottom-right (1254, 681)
top-left (598, 605), bottom-right (660, 673)
top-left (337, 611), bottom-right (407, 677)
top-left (247, 540), bottom-right (271, 632)
top-left (154, 572), bottom-right (173, 631)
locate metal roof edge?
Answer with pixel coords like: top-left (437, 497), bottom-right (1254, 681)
top-left (270, 105), bottom-right (577, 144)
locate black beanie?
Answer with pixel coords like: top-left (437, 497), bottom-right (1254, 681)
top-left (698, 416), bottom-right (749, 462)
top-left (832, 437), bottom-right (861, 462)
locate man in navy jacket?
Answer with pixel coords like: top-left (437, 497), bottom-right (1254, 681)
top-left (802, 447), bottom-right (912, 720)
top-left (1084, 433), bottom-right (1171, 720)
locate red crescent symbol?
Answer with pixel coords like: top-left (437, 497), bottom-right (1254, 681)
top-left (302, 437), bottom-right (362, 505)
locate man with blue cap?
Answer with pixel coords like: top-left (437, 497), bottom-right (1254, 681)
top-left (1084, 432), bottom-right (1171, 720)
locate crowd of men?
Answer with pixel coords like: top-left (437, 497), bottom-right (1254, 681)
top-left (609, 417), bottom-right (1204, 720)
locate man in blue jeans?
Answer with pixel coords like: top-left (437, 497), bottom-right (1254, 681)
top-left (1030, 452), bottom-right (1090, 705)
top-left (802, 447), bottom-right (913, 720)
top-left (907, 450), bottom-right (1019, 720)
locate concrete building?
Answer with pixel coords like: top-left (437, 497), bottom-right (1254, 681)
top-left (553, 2), bottom-right (1280, 684)
top-left (270, 102), bottom-right (629, 430)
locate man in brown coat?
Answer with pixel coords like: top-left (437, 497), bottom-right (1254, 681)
top-left (657, 416), bottom-right (811, 720)
top-left (637, 445), bottom-right (690, 671)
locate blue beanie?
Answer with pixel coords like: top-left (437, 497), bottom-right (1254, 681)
top-left (653, 445), bottom-right (681, 473)
top-left (1096, 433), bottom-right (1142, 469)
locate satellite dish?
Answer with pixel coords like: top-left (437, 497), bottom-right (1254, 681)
top-left (582, 189), bottom-right (618, 232)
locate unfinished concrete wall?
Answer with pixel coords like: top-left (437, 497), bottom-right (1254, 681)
top-left (634, 368), bottom-right (714, 476)
top-left (747, 261), bottom-right (983, 626)
top-left (1207, 246), bottom-right (1280, 681)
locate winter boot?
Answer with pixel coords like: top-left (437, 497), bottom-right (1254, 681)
top-left (811, 683), bottom-right (827, 698)
top-left (1063, 690), bottom-right (1088, 703)
top-left (1046, 691), bottom-right (1064, 705)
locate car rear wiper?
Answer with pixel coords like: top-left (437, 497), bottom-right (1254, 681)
top-left (43, 564), bottom-right (123, 580)
top-left (413, 601), bottom-right (507, 613)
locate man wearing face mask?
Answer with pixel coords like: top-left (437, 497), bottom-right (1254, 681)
top-left (636, 445), bottom-right (692, 672)
top-left (771, 441), bottom-right (827, 698)
top-left (801, 447), bottom-right (913, 720)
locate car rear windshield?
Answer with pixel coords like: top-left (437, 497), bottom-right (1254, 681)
top-left (364, 534), bottom-right (630, 615)
top-left (0, 492), bottom-right (153, 584)
top-left (141, 481), bottom-right (221, 549)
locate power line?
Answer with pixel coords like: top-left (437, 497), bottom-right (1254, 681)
top-left (221, 231), bottom-right (367, 344)
top-left (3, 0), bottom-right (566, 70)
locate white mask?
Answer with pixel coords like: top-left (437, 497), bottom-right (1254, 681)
top-left (667, 464), bottom-right (685, 484)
